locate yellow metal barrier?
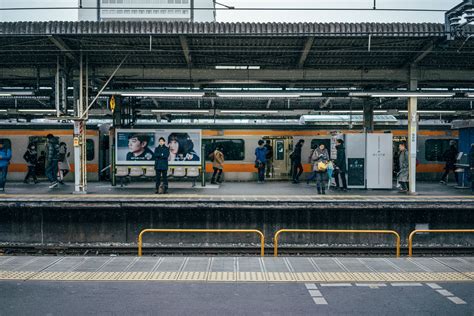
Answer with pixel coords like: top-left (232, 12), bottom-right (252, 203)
top-left (408, 229), bottom-right (474, 257)
top-left (138, 229), bottom-right (265, 257)
top-left (273, 229), bottom-right (401, 257)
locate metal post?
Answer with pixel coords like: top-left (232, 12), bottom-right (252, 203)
top-left (363, 100), bottom-right (374, 133)
top-left (408, 72), bottom-right (418, 195)
top-left (73, 52), bottom-right (88, 194)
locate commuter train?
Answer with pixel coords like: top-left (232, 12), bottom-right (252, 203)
top-left (0, 123), bottom-right (458, 182)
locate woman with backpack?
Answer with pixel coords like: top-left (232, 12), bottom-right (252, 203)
top-left (57, 142), bottom-right (70, 184)
top-left (210, 145), bottom-right (224, 184)
top-left (311, 143), bottom-right (330, 195)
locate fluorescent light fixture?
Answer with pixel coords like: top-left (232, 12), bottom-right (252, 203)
top-left (349, 92), bottom-right (455, 98)
top-left (151, 109), bottom-right (210, 113)
top-left (120, 92), bottom-right (204, 98)
top-left (0, 93), bottom-right (12, 97)
top-left (217, 92), bottom-right (322, 98)
top-left (371, 93), bottom-right (454, 98)
top-left (18, 109), bottom-right (57, 113)
top-left (0, 91), bottom-right (34, 96)
top-left (215, 66), bottom-right (261, 70)
top-left (398, 110), bottom-right (456, 114)
top-left (0, 109), bottom-right (7, 112)
top-left (220, 110), bottom-right (279, 114)
top-left (466, 93), bottom-right (474, 97)
top-left (329, 110), bottom-right (363, 113)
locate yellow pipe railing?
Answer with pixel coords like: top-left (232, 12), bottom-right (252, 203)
top-left (408, 229), bottom-right (474, 257)
top-left (138, 228), bottom-right (265, 257)
top-left (273, 229), bottom-right (401, 257)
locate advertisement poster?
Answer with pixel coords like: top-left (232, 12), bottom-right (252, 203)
top-left (115, 129), bottom-right (202, 166)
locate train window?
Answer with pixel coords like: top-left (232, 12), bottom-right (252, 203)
top-left (86, 139), bottom-right (95, 161)
top-left (310, 139), bottom-right (331, 150)
top-left (0, 139), bottom-right (11, 150)
top-left (204, 139), bottom-right (245, 161)
top-left (275, 140), bottom-right (284, 160)
top-left (425, 139), bottom-right (457, 162)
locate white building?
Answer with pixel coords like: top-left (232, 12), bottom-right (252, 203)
top-left (0, 0), bottom-right (215, 22)
top-left (79, 0), bottom-right (215, 22)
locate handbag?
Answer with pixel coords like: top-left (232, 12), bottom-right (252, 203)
top-left (317, 161), bottom-right (328, 172)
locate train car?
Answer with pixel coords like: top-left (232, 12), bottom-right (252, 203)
top-left (0, 124), bottom-right (100, 182)
top-left (0, 123), bottom-right (458, 183)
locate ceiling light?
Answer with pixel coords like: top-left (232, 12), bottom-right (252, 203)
top-left (466, 93), bottom-right (474, 97)
top-left (121, 92), bottom-right (204, 98)
top-left (217, 92), bottom-right (321, 98)
top-left (0, 91), bottom-right (34, 96)
top-left (215, 66), bottom-right (260, 70)
top-left (0, 93), bottom-right (12, 97)
top-left (151, 110), bottom-right (210, 113)
top-left (398, 110), bottom-right (456, 114)
top-left (17, 109), bottom-right (57, 113)
top-left (329, 110), bottom-right (363, 113)
top-left (220, 110), bottom-right (279, 114)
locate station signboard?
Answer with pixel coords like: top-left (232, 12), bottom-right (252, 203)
top-left (115, 129), bottom-right (202, 166)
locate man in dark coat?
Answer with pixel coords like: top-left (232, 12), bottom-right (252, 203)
top-left (45, 134), bottom-right (60, 188)
top-left (334, 139), bottom-right (348, 190)
top-left (440, 140), bottom-right (459, 184)
top-left (154, 137), bottom-right (170, 194)
top-left (469, 143), bottom-right (474, 194)
top-left (291, 139), bottom-right (304, 183)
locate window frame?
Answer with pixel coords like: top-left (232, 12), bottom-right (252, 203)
top-left (203, 138), bottom-right (245, 161)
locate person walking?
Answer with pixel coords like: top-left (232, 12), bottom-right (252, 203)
top-left (58, 142), bottom-right (70, 184)
top-left (0, 142), bottom-right (12, 192)
top-left (264, 140), bottom-right (273, 178)
top-left (45, 134), bottom-right (60, 189)
top-left (23, 143), bottom-right (39, 184)
top-left (290, 139), bottom-right (304, 183)
top-left (469, 143), bottom-right (474, 194)
top-left (334, 139), bottom-right (348, 191)
top-left (154, 137), bottom-right (170, 194)
top-left (211, 145), bottom-right (225, 184)
top-left (312, 143), bottom-right (329, 195)
top-left (255, 140), bottom-right (268, 183)
top-left (440, 140), bottom-right (459, 184)
top-left (397, 142), bottom-right (409, 193)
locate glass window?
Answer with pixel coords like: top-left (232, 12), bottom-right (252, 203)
top-left (310, 139), bottom-right (330, 150)
top-left (425, 139), bottom-right (457, 162)
top-left (275, 140), bottom-right (284, 160)
top-left (182, 0), bottom-right (188, 3)
top-left (203, 139), bottom-right (245, 161)
top-left (0, 138), bottom-right (12, 150)
top-left (86, 139), bottom-right (95, 161)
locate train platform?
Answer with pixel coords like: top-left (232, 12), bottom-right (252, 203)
top-left (1, 256), bottom-right (473, 314)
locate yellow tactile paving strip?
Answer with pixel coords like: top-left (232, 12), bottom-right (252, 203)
top-left (2, 271), bottom-right (473, 282)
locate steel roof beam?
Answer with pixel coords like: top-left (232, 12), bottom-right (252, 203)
top-left (179, 35), bottom-right (192, 67)
top-left (48, 36), bottom-right (78, 64)
top-left (297, 36), bottom-right (315, 68)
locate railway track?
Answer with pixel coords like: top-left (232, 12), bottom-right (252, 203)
top-left (1, 245), bottom-right (473, 257)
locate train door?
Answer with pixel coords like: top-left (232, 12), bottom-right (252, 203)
top-left (263, 137), bottom-right (292, 179)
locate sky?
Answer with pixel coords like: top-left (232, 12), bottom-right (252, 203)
top-left (0, 0), bottom-right (462, 23)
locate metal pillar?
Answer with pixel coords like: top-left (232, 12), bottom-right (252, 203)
top-left (73, 52), bottom-right (88, 194)
top-left (408, 73), bottom-right (418, 194)
top-left (363, 100), bottom-right (374, 133)
top-left (55, 56), bottom-right (68, 116)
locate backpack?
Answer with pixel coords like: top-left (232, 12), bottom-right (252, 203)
top-left (208, 151), bottom-right (215, 161)
top-left (289, 150), bottom-right (295, 160)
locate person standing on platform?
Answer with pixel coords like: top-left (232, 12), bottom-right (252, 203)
top-left (255, 140), bottom-right (267, 183)
top-left (0, 142), bottom-right (12, 192)
top-left (264, 140), bottom-right (273, 178)
top-left (45, 134), bottom-right (60, 189)
top-left (23, 143), bottom-right (39, 184)
top-left (290, 139), bottom-right (305, 183)
top-left (154, 137), bottom-right (170, 194)
top-left (397, 142), bottom-right (409, 193)
top-left (58, 142), bottom-right (70, 184)
top-left (440, 140), bottom-right (459, 185)
top-left (469, 143), bottom-right (474, 194)
top-left (210, 145), bottom-right (225, 184)
top-left (334, 139), bottom-right (348, 191)
top-left (312, 143), bottom-right (329, 195)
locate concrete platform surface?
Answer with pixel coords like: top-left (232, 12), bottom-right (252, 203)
top-left (0, 256), bottom-right (473, 283)
top-left (1, 256), bottom-right (473, 315)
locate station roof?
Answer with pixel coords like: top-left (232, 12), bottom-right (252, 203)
top-left (0, 21), bottom-right (473, 119)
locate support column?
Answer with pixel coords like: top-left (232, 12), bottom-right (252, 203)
top-left (73, 52), bottom-right (88, 194)
top-left (408, 72), bottom-right (418, 194)
top-left (363, 99), bottom-right (374, 133)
